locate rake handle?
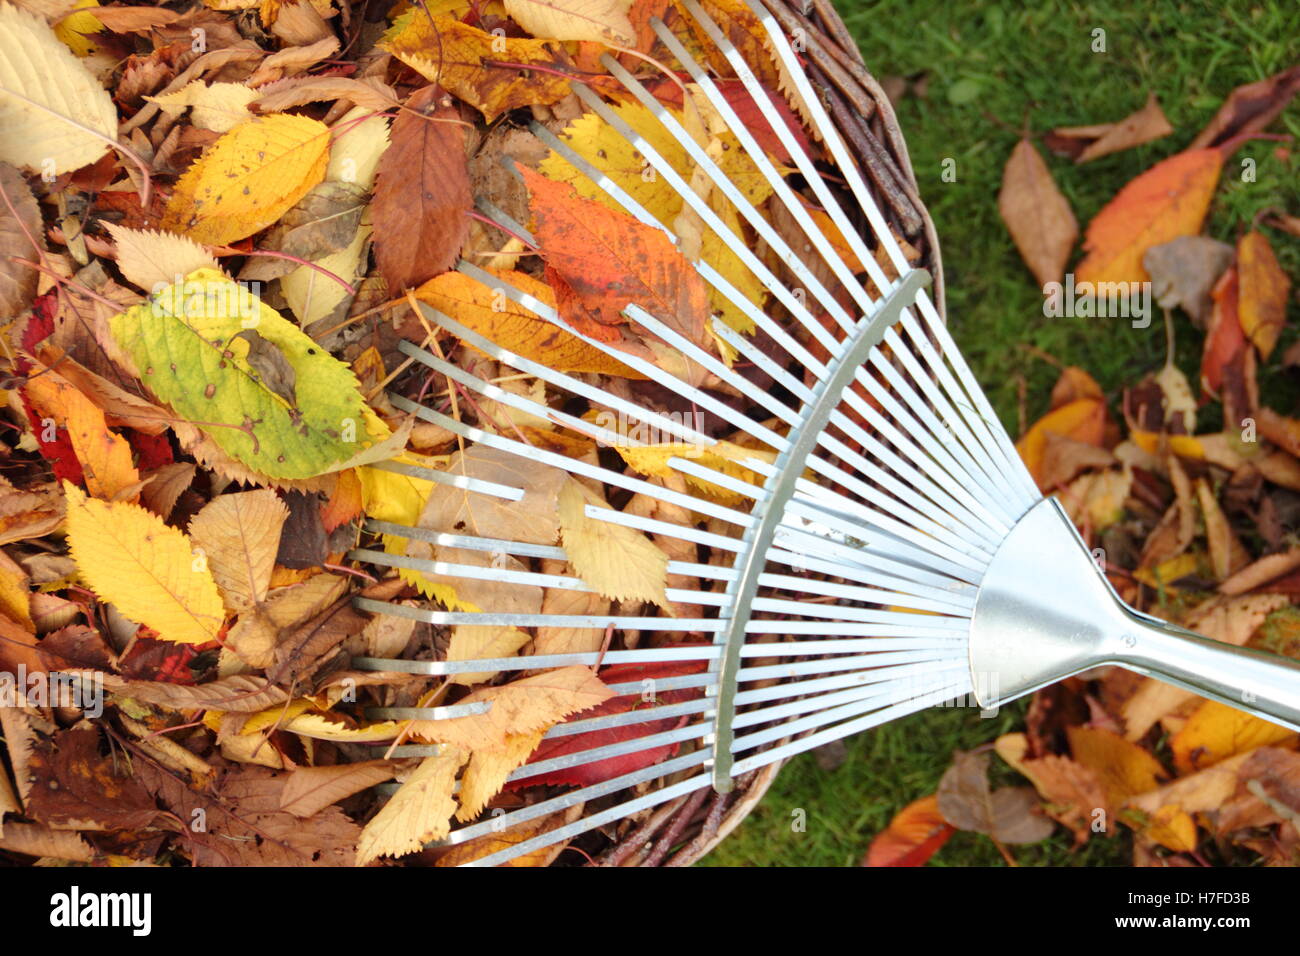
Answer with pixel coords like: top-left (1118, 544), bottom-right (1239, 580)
top-left (1119, 608), bottom-right (1300, 733)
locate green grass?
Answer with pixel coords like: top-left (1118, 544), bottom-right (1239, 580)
top-left (703, 0), bottom-right (1300, 866)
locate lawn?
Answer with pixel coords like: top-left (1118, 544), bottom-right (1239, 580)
top-left (703, 0), bottom-right (1300, 866)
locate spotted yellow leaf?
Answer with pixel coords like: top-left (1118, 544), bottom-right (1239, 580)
top-left (161, 113), bottom-right (330, 245)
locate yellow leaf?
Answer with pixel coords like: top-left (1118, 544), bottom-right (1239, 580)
top-left (324, 105), bottom-right (390, 190)
top-left (557, 478), bottom-right (668, 605)
top-left (409, 665), bottom-right (613, 751)
top-left (161, 114), bottom-right (331, 245)
top-left (414, 269), bottom-right (645, 378)
top-left (615, 440), bottom-right (777, 505)
top-left (0, 2), bottom-right (118, 174)
top-left (502, 0), bottom-right (633, 43)
top-left (435, 805), bottom-right (585, 866)
top-left (1146, 804), bottom-right (1197, 853)
top-left (53, 0), bottom-right (102, 57)
top-left (280, 215), bottom-right (370, 328)
top-left (1067, 726), bottom-right (1167, 805)
top-left (24, 367), bottom-right (140, 501)
top-left (457, 729), bottom-right (544, 822)
top-left (356, 750), bottom-right (465, 866)
top-left (187, 489), bottom-right (289, 613)
top-left (103, 224), bottom-right (220, 293)
top-left (446, 624), bottom-right (532, 686)
top-left (381, 13), bottom-right (574, 121)
top-left (1170, 700), bottom-right (1295, 774)
top-left (283, 713), bottom-right (403, 742)
top-left (1237, 230), bottom-right (1291, 360)
top-left (147, 80), bottom-right (257, 133)
top-left (64, 482), bottom-right (224, 645)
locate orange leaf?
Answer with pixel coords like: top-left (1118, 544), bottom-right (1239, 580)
top-left (23, 367), bottom-right (140, 501)
top-left (864, 794), bottom-right (954, 867)
top-left (321, 468), bottom-right (364, 534)
top-left (1170, 700), bottom-right (1296, 774)
top-left (520, 167), bottom-right (711, 350)
top-left (1049, 366), bottom-right (1103, 410)
top-left (1201, 265), bottom-right (1245, 396)
top-left (1016, 397), bottom-right (1108, 488)
top-left (1237, 230), bottom-right (1291, 360)
top-left (1075, 148), bottom-right (1222, 286)
top-left (413, 268), bottom-right (645, 378)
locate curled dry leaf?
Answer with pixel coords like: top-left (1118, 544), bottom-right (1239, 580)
top-left (1236, 230), bottom-right (1291, 360)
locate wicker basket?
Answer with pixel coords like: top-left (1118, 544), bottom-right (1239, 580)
top-left (594, 0), bottom-right (944, 866)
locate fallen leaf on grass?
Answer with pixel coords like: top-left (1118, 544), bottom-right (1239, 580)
top-left (1189, 64), bottom-right (1300, 150)
top-left (1076, 148), bottom-right (1224, 286)
top-left (1236, 230), bottom-right (1291, 360)
top-left (1050, 93), bottom-right (1173, 163)
top-left (997, 138), bottom-right (1077, 287)
top-left (1142, 235), bottom-right (1233, 327)
top-left (863, 794), bottom-right (954, 866)
top-left (1170, 700), bottom-right (1295, 775)
top-left (1067, 726), bottom-right (1167, 804)
top-left (937, 750), bottom-right (1054, 844)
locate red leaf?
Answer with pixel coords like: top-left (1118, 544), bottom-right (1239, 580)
top-left (518, 657), bottom-right (708, 788)
top-left (645, 77), bottom-right (811, 164)
top-left (372, 85), bottom-right (472, 292)
top-left (1201, 265), bottom-right (1245, 398)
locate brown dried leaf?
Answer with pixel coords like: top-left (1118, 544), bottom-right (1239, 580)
top-left (279, 761), bottom-right (397, 818)
top-left (1073, 93), bottom-right (1174, 163)
top-left (1142, 235), bottom-right (1234, 327)
top-left (997, 139), bottom-right (1077, 287)
top-left (1189, 64), bottom-right (1300, 150)
top-left (937, 750), bottom-right (1055, 844)
top-left (371, 86), bottom-right (471, 293)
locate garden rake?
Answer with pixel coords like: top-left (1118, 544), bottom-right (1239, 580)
top-left (350, 0), bottom-right (1300, 865)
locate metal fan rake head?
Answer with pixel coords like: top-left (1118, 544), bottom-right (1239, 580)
top-left (347, 0), bottom-right (1300, 866)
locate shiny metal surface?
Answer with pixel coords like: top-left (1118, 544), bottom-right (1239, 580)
top-left (970, 497), bottom-right (1300, 731)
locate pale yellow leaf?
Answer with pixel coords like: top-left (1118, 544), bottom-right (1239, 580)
top-left (188, 489), bottom-right (288, 613)
top-left (324, 105), bottom-right (390, 191)
top-left (457, 730), bottom-right (543, 822)
top-left (280, 216), bottom-right (370, 327)
top-left (147, 80), bottom-right (256, 133)
top-left (160, 113), bottom-right (331, 245)
top-left (103, 223), bottom-right (220, 293)
top-left (283, 713), bottom-right (403, 742)
top-left (0, 2), bottom-right (117, 174)
top-left (503, 0), bottom-right (634, 44)
top-left (557, 478), bottom-right (668, 605)
top-left (356, 750), bottom-right (465, 866)
top-left (446, 624), bottom-right (531, 686)
top-left (409, 665), bottom-right (613, 751)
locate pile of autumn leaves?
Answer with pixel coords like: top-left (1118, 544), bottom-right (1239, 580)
top-left (0, 0), bottom-right (808, 867)
top-left (868, 67), bottom-right (1300, 868)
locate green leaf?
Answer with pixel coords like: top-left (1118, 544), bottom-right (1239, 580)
top-left (110, 268), bottom-right (385, 479)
